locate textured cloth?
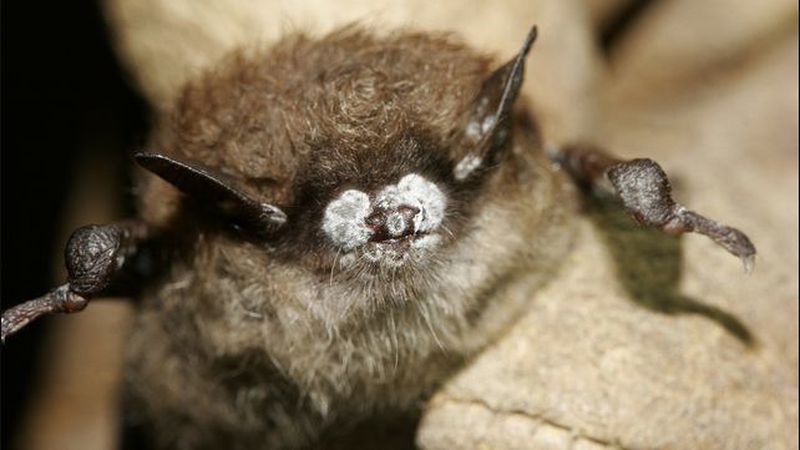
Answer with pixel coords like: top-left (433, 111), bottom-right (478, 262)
top-left (419, 5), bottom-right (799, 447)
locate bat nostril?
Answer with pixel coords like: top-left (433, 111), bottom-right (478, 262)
top-left (397, 205), bottom-right (420, 220)
top-left (385, 213), bottom-right (407, 237)
top-left (365, 211), bottom-right (384, 228)
top-left (365, 205), bottom-right (420, 242)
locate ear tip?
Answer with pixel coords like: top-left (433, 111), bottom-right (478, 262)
top-left (260, 203), bottom-right (288, 226)
top-left (133, 151), bottom-right (154, 160)
top-left (133, 152), bottom-right (166, 169)
top-left (523, 25), bottom-right (538, 54)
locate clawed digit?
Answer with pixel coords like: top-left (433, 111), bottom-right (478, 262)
top-left (554, 144), bottom-right (756, 272)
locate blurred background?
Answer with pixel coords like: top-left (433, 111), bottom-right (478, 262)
top-left (1, 2), bottom-right (148, 448)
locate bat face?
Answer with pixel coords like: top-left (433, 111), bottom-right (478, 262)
top-left (140, 27), bottom-right (540, 286)
top-left (287, 128), bottom-right (470, 278)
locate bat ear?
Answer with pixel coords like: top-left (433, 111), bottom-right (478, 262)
top-left (134, 153), bottom-right (287, 233)
top-left (454, 26), bottom-right (537, 182)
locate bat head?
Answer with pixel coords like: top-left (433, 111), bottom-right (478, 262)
top-left (136, 26), bottom-right (555, 320)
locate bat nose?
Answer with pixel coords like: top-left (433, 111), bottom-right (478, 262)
top-left (366, 205), bottom-right (420, 242)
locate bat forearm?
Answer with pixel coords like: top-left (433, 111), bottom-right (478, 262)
top-left (551, 143), bottom-right (622, 186)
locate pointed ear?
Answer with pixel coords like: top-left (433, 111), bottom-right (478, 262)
top-left (454, 26), bottom-right (537, 181)
top-left (135, 153), bottom-right (287, 233)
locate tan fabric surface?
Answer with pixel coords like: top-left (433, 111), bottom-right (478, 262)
top-left (419, 5), bottom-right (798, 450)
top-left (102, 0), bottom-right (602, 144)
top-left (98, 1), bottom-right (797, 449)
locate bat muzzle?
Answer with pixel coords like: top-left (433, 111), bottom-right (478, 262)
top-left (366, 205), bottom-right (420, 243)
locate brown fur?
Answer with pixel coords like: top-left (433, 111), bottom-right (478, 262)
top-left (126, 26), bottom-right (576, 449)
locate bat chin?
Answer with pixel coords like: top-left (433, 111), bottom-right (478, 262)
top-left (343, 233), bottom-right (442, 269)
top-left (366, 232), bottom-right (441, 267)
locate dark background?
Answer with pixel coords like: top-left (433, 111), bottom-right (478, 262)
top-left (1, 1), bottom-right (148, 447)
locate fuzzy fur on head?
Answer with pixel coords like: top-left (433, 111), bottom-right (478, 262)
top-left (129, 25), bottom-right (575, 449)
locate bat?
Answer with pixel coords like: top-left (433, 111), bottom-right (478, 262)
top-left (0, 25), bottom-right (755, 449)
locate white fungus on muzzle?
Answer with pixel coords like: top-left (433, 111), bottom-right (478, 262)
top-left (322, 173), bottom-right (447, 255)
